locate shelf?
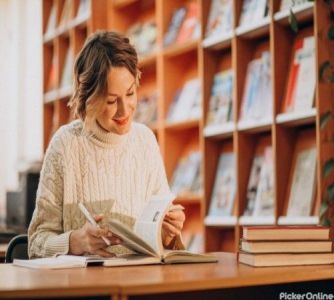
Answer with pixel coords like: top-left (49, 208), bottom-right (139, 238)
top-left (278, 216), bottom-right (319, 225)
top-left (112, 0), bottom-right (138, 9)
top-left (44, 90), bottom-right (58, 103)
top-left (235, 16), bottom-right (270, 39)
top-left (204, 216), bottom-right (237, 227)
top-left (165, 119), bottom-right (200, 131)
top-left (43, 30), bottom-right (58, 44)
top-left (138, 53), bottom-right (157, 69)
top-left (202, 31), bottom-right (233, 51)
top-left (237, 118), bottom-right (272, 133)
top-left (174, 194), bottom-right (203, 205)
top-left (203, 122), bottom-right (235, 139)
top-left (71, 14), bottom-right (90, 28)
top-left (58, 85), bottom-right (73, 99)
top-left (163, 40), bottom-right (199, 58)
top-left (239, 216), bottom-right (275, 225)
top-left (276, 108), bottom-right (316, 127)
top-left (274, 2), bottom-right (314, 26)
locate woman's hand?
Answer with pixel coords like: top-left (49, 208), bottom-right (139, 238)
top-left (69, 214), bottom-right (121, 257)
top-left (162, 207), bottom-right (185, 248)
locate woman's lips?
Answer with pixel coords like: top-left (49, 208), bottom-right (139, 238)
top-left (113, 117), bottom-right (129, 126)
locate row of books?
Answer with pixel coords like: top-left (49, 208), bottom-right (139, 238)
top-left (164, 2), bottom-right (200, 47)
top-left (45, 0), bottom-right (90, 38)
top-left (204, 35), bottom-right (315, 132)
top-left (205, 141), bottom-right (317, 225)
top-left (127, 21), bottom-right (157, 59)
top-left (205, 0), bottom-right (310, 43)
top-left (170, 151), bottom-right (202, 198)
top-left (238, 225), bottom-right (334, 267)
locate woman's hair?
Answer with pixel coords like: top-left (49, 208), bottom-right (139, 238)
top-left (68, 30), bottom-right (140, 129)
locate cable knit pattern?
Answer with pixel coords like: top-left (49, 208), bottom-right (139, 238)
top-left (28, 120), bottom-right (180, 258)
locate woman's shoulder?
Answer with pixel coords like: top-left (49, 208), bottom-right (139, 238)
top-left (48, 120), bottom-right (83, 150)
top-left (130, 122), bottom-right (156, 143)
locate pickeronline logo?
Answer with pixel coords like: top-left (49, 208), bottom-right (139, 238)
top-left (279, 292), bottom-right (334, 300)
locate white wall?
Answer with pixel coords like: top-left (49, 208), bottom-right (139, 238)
top-left (0, 0), bottom-right (43, 225)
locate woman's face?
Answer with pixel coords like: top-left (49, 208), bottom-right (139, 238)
top-left (96, 67), bottom-right (137, 135)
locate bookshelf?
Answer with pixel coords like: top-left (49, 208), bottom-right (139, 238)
top-left (42, 0), bottom-right (334, 253)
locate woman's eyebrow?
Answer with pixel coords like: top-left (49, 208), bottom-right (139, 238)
top-left (108, 81), bottom-right (136, 96)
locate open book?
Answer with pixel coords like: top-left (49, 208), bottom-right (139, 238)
top-left (103, 194), bottom-right (217, 266)
top-left (14, 194), bottom-right (217, 269)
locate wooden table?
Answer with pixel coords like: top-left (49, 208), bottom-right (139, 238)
top-left (0, 253), bottom-right (333, 299)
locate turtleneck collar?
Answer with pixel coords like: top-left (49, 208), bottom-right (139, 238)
top-left (86, 119), bottom-right (129, 147)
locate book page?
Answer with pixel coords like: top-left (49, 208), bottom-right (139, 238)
top-left (134, 194), bottom-right (174, 257)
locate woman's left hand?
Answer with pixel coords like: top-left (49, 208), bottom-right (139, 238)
top-left (162, 207), bottom-right (185, 248)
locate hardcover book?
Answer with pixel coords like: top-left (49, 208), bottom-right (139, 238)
top-left (242, 225), bottom-right (332, 241)
top-left (239, 251), bottom-right (334, 267)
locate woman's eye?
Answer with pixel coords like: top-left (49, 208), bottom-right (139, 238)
top-left (127, 91), bottom-right (134, 96)
top-left (107, 100), bottom-right (117, 105)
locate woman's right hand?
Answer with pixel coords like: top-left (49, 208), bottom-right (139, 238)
top-left (69, 214), bottom-right (121, 257)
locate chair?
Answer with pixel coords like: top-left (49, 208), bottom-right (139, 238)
top-left (5, 234), bottom-right (28, 263)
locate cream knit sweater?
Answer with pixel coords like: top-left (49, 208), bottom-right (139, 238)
top-left (28, 119), bottom-right (180, 258)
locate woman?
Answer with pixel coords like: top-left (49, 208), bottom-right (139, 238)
top-left (28, 31), bottom-right (185, 258)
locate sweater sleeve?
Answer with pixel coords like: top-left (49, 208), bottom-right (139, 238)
top-left (144, 129), bottom-right (185, 251)
top-left (28, 132), bottom-right (71, 258)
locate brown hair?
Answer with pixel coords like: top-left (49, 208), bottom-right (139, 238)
top-left (68, 31), bottom-right (140, 129)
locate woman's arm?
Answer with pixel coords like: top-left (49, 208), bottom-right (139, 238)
top-left (28, 133), bottom-right (69, 258)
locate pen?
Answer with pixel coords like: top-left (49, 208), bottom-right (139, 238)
top-left (78, 202), bottom-right (111, 246)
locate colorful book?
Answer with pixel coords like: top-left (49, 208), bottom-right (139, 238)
top-left (282, 36), bottom-right (315, 113)
top-left (176, 2), bottom-right (200, 44)
top-left (59, 0), bottom-right (72, 28)
top-left (240, 51), bottom-right (272, 122)
top-left (206, 69), bottom-right (233, 127)
top-left (287, 147), bottom-right (317, 217)
top-left (45, 4), bottom-right (56, 35)
top-left (205, 0), bottom-right (233, 39)
top-left (77, 0), bottom-right (91, 18)
top-left (239, 0), bottom-right (268, 27)
top-left (164, 7), bottom-right (187, 47)
top-left (207, 152), bottom-right (236, 217)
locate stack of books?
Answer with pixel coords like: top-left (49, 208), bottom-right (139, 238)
top-left (238, 226), bottom-right (334, 267)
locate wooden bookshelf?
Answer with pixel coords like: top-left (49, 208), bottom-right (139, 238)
top-left (42, 0), bottom-right (334, 253)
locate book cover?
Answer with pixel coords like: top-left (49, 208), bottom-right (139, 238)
top-left (176, 2), bottom-right (200, 44)
top-left (77, 0), bottom-right (91, 19)
top-left (170, 151), bottom-right (201, 197)
top-left (240, 51), bottom-right (272, 122)
top-left (239, 0), bottom-right (267, 27)
top-left (252, 146), bottom-right (274, 217)
top-left (207, 152), bottom-right (236, 217)
top-left (205, 0), bottom-right (233, 39)
top-left (243, 155), bottom-right (264, 217)
top-left (242, 225), bottom-right (332, 241)
top-left (59, 0), bottom-right (72, 28)
top-left (206, 69), bottom-right (233, 127)
top-left (287, 147), bottom-right (317, 217)
top-left (163, 6), bottom-right (187, 47)
top-left (282, 36), bottom-right (315, 113)
top-left (167, 78), bottom-right (201, 123)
